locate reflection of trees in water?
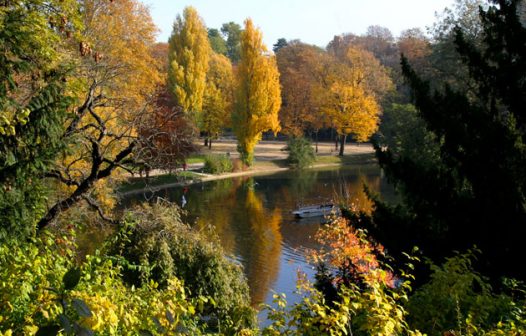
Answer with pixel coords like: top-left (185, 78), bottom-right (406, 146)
top-left (289, 170), bottom-right (319, 198)
top-left (241, 186), bottom-right (282, 305)
top-left (186, 176), bottom-right (283, 306)
top-left (191, 178), bottom-right (241, 255)
top-left (334, 174), bottom-right (381, 214)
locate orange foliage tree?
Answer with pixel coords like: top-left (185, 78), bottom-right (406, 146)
top-left (276, 41), bottom-right (327, 146)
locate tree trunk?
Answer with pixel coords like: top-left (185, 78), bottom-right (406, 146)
top-left (208, 138), bottom-right (212, 149)
top-left (335, 135), bottom-right (339, 151)
top-left (339, 134), bottom-right (346, 156)
top-left (315, 131), bottom-right (319, 153)
top-left (204, 137), bottom-right (208, 147)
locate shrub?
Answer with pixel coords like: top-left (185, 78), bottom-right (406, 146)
top-left (285, 137), bottom-right (315, 169)
top-left (109, 201), bottom-right (257, 332)
top-left (0, 233), bottom-right (204, 335)
top-left (203, 154), bottom-right (234, 174)
top-left (406, 250), bottom-right (526, 336)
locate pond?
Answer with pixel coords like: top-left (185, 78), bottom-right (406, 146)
top-left (122, 163), bottom-right (395, 323)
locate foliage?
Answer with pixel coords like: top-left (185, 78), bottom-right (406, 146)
top-left (276, 41), bottom-right (326, 137)
top-left (168, 6), bottom-right (210, 120)
top-left (0, 0), bottom-right (81, 240)
top-left (233, 19), bottom-right (281, 166)
top-left (208, 28), bottom-right (228, 55)
top-left (263, 214), bottom-right (525, 336)
top-left (202, 53), bottom-right (234, 146)
top-left (137, 87), bottom-right (197, 172)
top-left (372, 0), bottom-right (526, 279)
top-left (263, 218), bottom-right (422, 336)
top-left (272, 38), bottom-right (288, 53)
top-left (285, 137), bottom-right (315, 169)
top-left (37, 0), bottom-right (164, 230)
top-left (109, 202), bottom-right (257, 332)
top-left (377, 103), bottom-right (440, 166)
top-left (0, 233), bottom-right (206, 335)
top-left (203, 154), bottom-right (234, 174)
top-left (427, 0), bottom-right (488, 91)
top-left (407, 250), bottom-right (526, 335)
top-left (221, 22), bottom-right (243, 63)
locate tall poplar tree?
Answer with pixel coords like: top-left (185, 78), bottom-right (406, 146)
top-left (233, 19), bottom-right (281, 166)
top-left (168, 6), bottom-right (210, 122)
top-left (202, 53), bottom-right (234, 148)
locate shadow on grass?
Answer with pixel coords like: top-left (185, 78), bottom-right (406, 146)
top-left (339, 152), bottom-right (377, 165)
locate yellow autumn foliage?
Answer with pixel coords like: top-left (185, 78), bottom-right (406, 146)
top-left (53, 0), bottom-right (161, 217)
top-left (202, 52), bottom-right (234, 139)
top-left (324, 81), bottom-right (380, 141)
top-left (233, 19), bottom-right (281, 165)
top-left (168, 6), bottom-right (210, 120)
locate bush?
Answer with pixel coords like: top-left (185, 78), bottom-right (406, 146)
top-left (110, 201), bottom-right (257, 332)
top-left (0, 233), bottom-right (204, 335)
top-left (203, 154), bottom-right (234, 174)
top-left (406, 250), bottom-right (526, 336)
top-left (285, 137), bottom-right (315, 169)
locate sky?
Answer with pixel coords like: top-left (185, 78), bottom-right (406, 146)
top-left (140, 0), bottom-right (456, 48)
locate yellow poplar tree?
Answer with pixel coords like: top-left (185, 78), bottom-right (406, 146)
top-left (202, 53), bottom-right (234, 148)
top-left (233, 19), bottom-right (281, 166)
top-left (168, 6), bottom-right (210, 121)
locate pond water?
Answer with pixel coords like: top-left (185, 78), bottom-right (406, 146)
top-left (123, 163), bottom-right (395, 322)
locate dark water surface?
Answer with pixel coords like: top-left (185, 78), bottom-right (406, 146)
top-left (122, 164), bottom-right (394, 321)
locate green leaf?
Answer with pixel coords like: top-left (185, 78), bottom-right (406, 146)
top-left (35, 325), bottom-right (61, 336)
top-left (72, 298), bottom-right (92, 317)
top-left (63, 267), bottom-right (81, 290)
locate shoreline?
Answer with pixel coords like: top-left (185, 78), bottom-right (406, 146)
top-left (118, 141), bottom-right (376, 196)
top-left (118, 161), bottom-right (344, 197)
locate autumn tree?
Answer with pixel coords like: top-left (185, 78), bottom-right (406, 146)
top-left (233, 19), bottom-right (281, 166)
top-left (202, 53), bottom-right (234, 148)
top-left (168, 6), bottom-right (210, 121)
top-left (323, 44), bottom-right (391, 155)
top-left (37, 0), bottom-right (165, 229)
top-left (276, 41), bottom-right (327, 148)
top-left (324, 80), bottom-right (380, 156)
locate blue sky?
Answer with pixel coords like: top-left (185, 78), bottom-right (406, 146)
top-left (140, 0), bottom-right (455, 48)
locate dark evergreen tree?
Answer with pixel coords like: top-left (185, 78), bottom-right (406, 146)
top-left (272, 38), bottom-right (288, 53)
top-left (370, 0), bottom-right (526, 280)
top-left (0, 1), bottom-right (76, 240)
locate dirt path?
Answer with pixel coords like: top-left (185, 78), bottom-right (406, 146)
top-left (200, 139), bottom-right (374, 161)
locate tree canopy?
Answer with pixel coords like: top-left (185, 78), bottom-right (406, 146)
top-left (232, 19), bottom-right (281, 166)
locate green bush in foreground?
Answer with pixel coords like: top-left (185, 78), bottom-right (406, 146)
top-left (285, 137), bottom-right (315, 169)
top-left (110, 202), bottom-right (256, 333)
top-left (203, 154), bottom-right (234, 174)
top-left (0, 233), bottom-right (204, 335)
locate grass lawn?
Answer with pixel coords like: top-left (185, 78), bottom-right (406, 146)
top-left (315, 152), bottom-right (376, 165)
top-left (186, 154), bottom-right (206, 164)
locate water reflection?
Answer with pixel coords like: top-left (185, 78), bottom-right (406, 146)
top-left (122, 164), bottom-right (394, 308)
